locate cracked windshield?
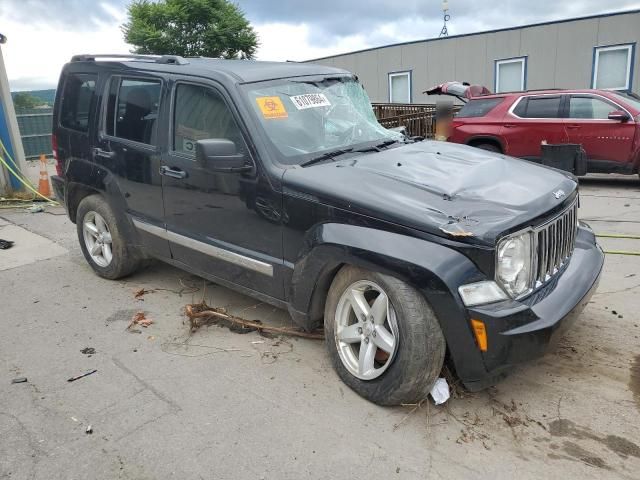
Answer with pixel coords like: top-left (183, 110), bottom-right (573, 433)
top-left (244, 77), bottom-right (401, 163)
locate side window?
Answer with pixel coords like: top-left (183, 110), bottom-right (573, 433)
top-left (457, 98), bottom-right (503, 118)
top-left (569, 96), bottom-right (616, 119)
top-left (512, 98), bottom-right (527, 117)
top-left (173, 83), bottom-right (243, 156)
top-left (60, 73), bottom-right (97, 133)
top-left (105, 77), bottom-right (161, 145)
top-left (518, 96), bottom-right (561, 119)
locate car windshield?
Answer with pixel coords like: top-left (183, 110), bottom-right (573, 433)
top-left (242, 76), bottom-right (401, 164)
top-left (611, 91), bottom-right (640, 112)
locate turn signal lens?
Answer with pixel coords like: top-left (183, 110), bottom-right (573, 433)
top-left (470, 319), bottom-right (488, 352)
top-left (458, 280), bottom-right (508, 307)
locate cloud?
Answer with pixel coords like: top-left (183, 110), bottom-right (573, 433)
top-left (0, 0), bottom-right (127, 28)
top-left (1, 5), bottom-right (130, 90)
top-left (239, 0), bottom-right (640, 47)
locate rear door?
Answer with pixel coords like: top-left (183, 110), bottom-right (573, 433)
top-left (500, 95), bottom-right (568, 160)
top-left (564, 94), bottom-right (636, 164)
top-left (94, 74), bottom-right (170, 258)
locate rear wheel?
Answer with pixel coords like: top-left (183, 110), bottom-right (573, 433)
top-left (473, 142), bottom-right (501, 153)
top-left (324, 266), bottom-right (446, 405)
top-left (76, 195), bottom-right (142, 279)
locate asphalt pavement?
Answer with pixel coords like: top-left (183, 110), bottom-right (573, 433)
top-left (1, 174), bottom-right (639, 479)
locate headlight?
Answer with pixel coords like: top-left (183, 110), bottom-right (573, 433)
top-left (496, 232), bottom-right (533, 298)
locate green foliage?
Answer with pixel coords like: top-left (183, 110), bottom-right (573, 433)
top-left (122, 0), bottom-right (259, 59)
top-left (12, 92), bottom-right (44, 110)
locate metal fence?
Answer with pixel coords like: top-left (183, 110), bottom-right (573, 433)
top-left (16, 107), bottom-right (53, 159)
top-left (372, 103), bottom-right (461, 138)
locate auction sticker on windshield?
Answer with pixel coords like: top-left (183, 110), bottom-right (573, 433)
top-left (290, 93), bottom-right (331, 110)
top-left (256, 96), bottom-right (288, 119)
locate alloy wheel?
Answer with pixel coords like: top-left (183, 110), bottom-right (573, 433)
top-left (334, 280), bottom-right (400, 380)
top-left (82, 211), bottom-right (113, 268)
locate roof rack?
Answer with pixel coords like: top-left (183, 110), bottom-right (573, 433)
top-left (475, 87), bottom-right (565, 97)
top-left (70, 54), bottom-right (189, 65)
top-left (525, 88), bottom-right (564, 92)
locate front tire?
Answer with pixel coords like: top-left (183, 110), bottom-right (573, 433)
top-left (76, 195), bottom-right (142, 280)
top-left (324, 266), bottom-right (446, 405)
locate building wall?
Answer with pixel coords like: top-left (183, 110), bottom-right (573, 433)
top-left (308, 10), bottom-right (640, 104)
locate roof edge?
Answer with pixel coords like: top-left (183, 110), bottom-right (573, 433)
top-left (303, 8), bottom-right (640, 62)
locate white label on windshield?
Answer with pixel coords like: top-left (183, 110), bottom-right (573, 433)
top-left (290, 93), bottom-right (331, 110)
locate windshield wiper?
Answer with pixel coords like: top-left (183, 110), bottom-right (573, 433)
top-left (300, 148), bottom-right (354, 167)
top-left (354, 139), bottom-right (402, 153)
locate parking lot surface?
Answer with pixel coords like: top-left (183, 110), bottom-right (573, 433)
top-left (1, 175), bottom-right (639, 479)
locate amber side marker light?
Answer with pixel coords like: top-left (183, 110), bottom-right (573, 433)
top-left (470, 319), bottom-right (488, 352)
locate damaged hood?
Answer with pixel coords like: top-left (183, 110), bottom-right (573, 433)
top-left (283, 141), bottom-right (578, 245)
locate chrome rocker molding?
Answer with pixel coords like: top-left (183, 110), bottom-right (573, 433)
top-left (132, 218), bottom-right (274, 277)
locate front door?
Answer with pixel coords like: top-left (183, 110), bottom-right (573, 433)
top-left (94, 74), bottom-right (170, 258)
top-left (564, 94), bottom-right (636, 164)
top-left (500, 95), bottom-right (568, 160)
top-left (160, 80), bottom-right (284, 300)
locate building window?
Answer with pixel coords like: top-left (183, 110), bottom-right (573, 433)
top-left (592, 44), bottom-right (635, 91)
top-left (388, 71), bottom-right (411, 103)
top-left (495, 57), bottom-right (527, 93)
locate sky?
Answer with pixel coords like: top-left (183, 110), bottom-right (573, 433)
top-left (2, 0), bottom-right (640, 91)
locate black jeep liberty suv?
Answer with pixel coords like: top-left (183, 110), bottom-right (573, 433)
top-left (51, 54), bottom-right (604, 405)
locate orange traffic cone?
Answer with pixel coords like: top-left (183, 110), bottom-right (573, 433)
top-left (38, 154), bottom-right (51, 198)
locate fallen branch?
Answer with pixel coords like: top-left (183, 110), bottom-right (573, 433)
top-left (185, 303), bottom-right (324, 340)
top-left (127, 311), bottom-right (153, 331)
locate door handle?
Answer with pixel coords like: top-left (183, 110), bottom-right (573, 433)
top-left (93, 148), bottom-right (115, 159)
top-left (503, 124), bottom-right (517, 128)
top-left (160, 166), bottom-right (188, 179)
top-left (566, 124), bottom-right (581, 129)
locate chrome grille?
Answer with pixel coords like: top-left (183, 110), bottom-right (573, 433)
top-left (534, 200), bottom-right (578, 285)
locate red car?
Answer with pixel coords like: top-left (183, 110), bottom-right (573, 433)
top-left (429, 84), bottom-right (640, 177)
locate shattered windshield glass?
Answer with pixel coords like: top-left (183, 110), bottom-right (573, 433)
top-left (243, 76), bottom-right (401, 164)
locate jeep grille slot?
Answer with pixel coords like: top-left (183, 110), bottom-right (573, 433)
top-left (534, 200), bottom-right (578, 285)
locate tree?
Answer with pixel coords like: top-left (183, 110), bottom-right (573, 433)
top-left (12, 92), bottom-right (44, 110)
top-left (122, 0), bottom-right (259, 59)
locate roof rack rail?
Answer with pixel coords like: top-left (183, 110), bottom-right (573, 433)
top-left (476, 87), bottom-right (564, 96)
top-left (70, 54), bottom-right (189, 65)
top-left (525, 88), bottom-right (564, 92)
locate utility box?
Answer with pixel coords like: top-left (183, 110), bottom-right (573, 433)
top-left (541, 144), bottom-right (587, 176)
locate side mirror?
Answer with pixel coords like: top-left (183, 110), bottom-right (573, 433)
top-left (195, 139), bottom-right (252, 172)
top-left (608, 110), bottom-right (630, 122)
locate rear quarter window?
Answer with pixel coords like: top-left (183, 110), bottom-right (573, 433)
top-left (59, 73), bottom-right (97, 133)
top-left (456, 98), bottom-right (503, 118)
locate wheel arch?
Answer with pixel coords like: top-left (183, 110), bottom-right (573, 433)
top-left (286, 223), bottom-right (489, 383)
top-left (65, 161), bottom-right (128, 224)
top-left (67, 182), bottom-right (100, 223)
top-left (466, 135), bottom-right (505, 152)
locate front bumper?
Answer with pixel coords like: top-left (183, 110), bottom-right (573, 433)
top-left (460, 224), bottom-right (604, 391)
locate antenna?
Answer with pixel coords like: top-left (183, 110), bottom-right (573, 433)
top-left (439, 0), bottom-right (450, 37)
